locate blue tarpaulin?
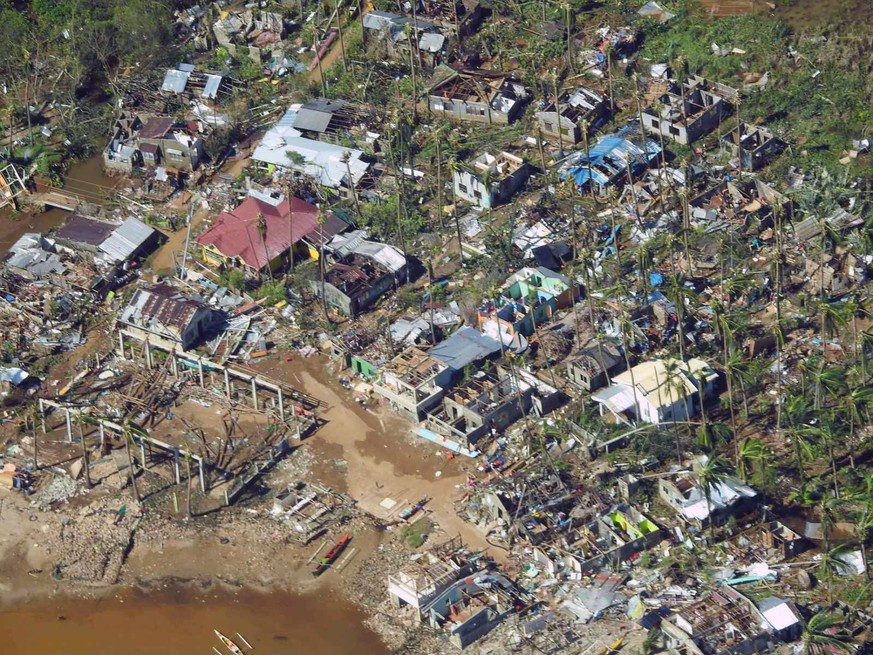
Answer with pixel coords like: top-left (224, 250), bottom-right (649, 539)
top-left (649, 272), bottom-right (664, 286)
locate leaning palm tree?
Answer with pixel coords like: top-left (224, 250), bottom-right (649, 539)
top-left (801, 611), bottom-right (853, 655)
top-left (697, 454), bottom-right (734, 536)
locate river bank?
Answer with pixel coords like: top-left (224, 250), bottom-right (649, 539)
top-left (0, 347), bottom-right (486, 654)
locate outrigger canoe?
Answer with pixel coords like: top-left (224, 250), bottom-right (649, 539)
top-left (214, 629), bottom-right (244, 655)
top-left (312, 533), bottom-right (351, 576)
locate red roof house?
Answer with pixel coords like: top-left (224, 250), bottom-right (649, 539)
top-left (196, 196), bottom-right (346, 271)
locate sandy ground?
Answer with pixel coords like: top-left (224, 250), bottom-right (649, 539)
top-left (0, 345), bottom-right (493, 608)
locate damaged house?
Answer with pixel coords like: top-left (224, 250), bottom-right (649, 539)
top-left (534, 502), bottom-right (663, 576)
top-left (477, 267), bottom-right (577, 342)
top-left (291, 98), bottom-right (373, 142)
top-left (119, 284), bottom-right (221, 350)
top-left (658, 458), bottom-right (758, 527)
top-left (388, 537), bottom-right (479, 615)
top-left (661, 587), bottom-right (800, 655)
top-left (251, 105), bottom-right (373, 198)
top-left (563, 133), bottom-right (661, 195)
top-left (160, 64), bottom-right (232, 107)
top-left (565, 343), bottom-right (625, 392)
top-left (372, 347), bottom-right (453, 420)
top-left (592, 357), bottom-right (717, 426)
top-left (196, 195), bottom-right (348, 274)
top-left (424, 363), bottom-right (561, 449)
top-left (722, 123), bottom-right (787, 171)
top-left (427, 69), bottom-right (530, 125)
top-left (103, 113), bottom-right (206, 174)
top-left (418, 0), bottom-right (484, 36)
top-left (363, 11), bottom-right (447, 68)
top-left (423, 567), bottom-right (529, 649)
top-left (535, 86), bottom-right (609, 146)
top-left (641, 76), bottom-right (738, 145)
top-left (312, 230), bottom-right (408, 317)
top-left (212, 8), bottom-right (286, 63)
top-left (452, 151), bottom-right (532, 210)
top-left (642, 75), bottom-right (739, 145)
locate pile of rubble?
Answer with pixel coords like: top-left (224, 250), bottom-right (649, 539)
top-left (49, 500), bottom-right (142, 584)
top-left (29, 472), bottom-right (81, 511)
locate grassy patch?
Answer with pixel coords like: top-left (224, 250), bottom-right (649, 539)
top-left (400, 518), bottom-right (433, 549)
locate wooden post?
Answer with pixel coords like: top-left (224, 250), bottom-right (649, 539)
top-left (118, 330), bottom-right (125, 358)
top-left (251, 377), bottom-right (258, 410)
top-left (199, 458), bottom-right (206, 493)
top-left (38, 398), bottom-right (46, 434)
top-left (197, 359), bottom-right (204, 387)
top-left (224, 369), bottom-right (231, 399)
top-left (171, 351), bottom-right (179, 377)
top-left (278, 388), bottom-right (285, 423)
top-left (144, 339), bottom-right (152, 370)
top-left (65, 408), bottom-right (72, 442)
top-left (140, 440), bottom-right (147, 469)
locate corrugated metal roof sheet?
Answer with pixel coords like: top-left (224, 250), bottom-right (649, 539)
top-left (161, 69), bottom-right (190, 93)
top-left (54, 215), bottom-right (116, 246)
top-left (201, 74), bottom-right (223, 100)
top-left (139, 117), bottom-right (175, 139)
top-left (98, 217), bottom-right (157, 262)
top-left (251, 107), bottom-right (370, 189)
top-left (292, 107), bottom-right (333, 133)
top-left (429, 327), bottom-right (501, 371)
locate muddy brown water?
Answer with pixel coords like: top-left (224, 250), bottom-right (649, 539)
top-left (0, 587), bottom-right (389, 654)
top-left (0, 154), bottom-right (121, 256)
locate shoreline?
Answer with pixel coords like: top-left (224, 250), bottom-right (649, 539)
top-left (0, 351), bottom-right (475, 653)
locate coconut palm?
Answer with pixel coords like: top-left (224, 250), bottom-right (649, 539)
top-left (844, 386), bottom-right (873, 471)
top-left (801, 611), bottom-right (853, 655)
top-left (737, 437), bottom-right (767, 483)
top-left (819, 543), bottom-right (856, 603)
top-left (817, 300), bottom-right (848, 359)
top-left (697, 454), bottom-right (735, 536)
top-left (255, 211), bottom-right (273, 281)
top-left (446, 157), bottom-right (465, 261)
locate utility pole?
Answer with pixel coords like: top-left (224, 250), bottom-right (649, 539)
top-left (179, 195), bottom-right (197, 279)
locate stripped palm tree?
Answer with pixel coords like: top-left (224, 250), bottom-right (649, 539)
top-left (255, 211), bottom-right (273, 281)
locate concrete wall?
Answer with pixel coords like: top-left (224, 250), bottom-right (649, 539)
top-left (428, 96), bottom-right (513, 125)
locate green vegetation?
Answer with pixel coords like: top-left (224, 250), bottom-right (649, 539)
top-left (400, 518), bottom-right (434, 549)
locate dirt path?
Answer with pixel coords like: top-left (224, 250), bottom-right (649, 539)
top-left (149, 199), bottom-right (210, 274)
top-left (253, 353), bottom-right (494, 556)
top-left (308, 31), bottom-right (347, 84)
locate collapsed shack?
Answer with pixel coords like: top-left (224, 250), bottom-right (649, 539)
top-left (270, 480), bottom-right (355, 544)
top-left (457, 455), bottom-right (601, 549)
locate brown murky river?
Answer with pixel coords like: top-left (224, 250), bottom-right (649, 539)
top-left (0, 588), bottom-right (389, 654)
top-left (0, 154), bottom-right (120, 255)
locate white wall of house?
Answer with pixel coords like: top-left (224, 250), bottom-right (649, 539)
top-left (453, 168), bottom-right (494, 210)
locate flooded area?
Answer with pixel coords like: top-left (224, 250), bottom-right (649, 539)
top-left (0, 587), bottom-right (389, 655)
top-left (0, 154), bottom-right (120, 256)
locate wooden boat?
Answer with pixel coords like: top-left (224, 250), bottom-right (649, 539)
top-left (398, 496), bottom-right (428, 522)
top-left (312, 533), bottom-right (351, 576)
top-left (214, 629), bottom-right (244, 655)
